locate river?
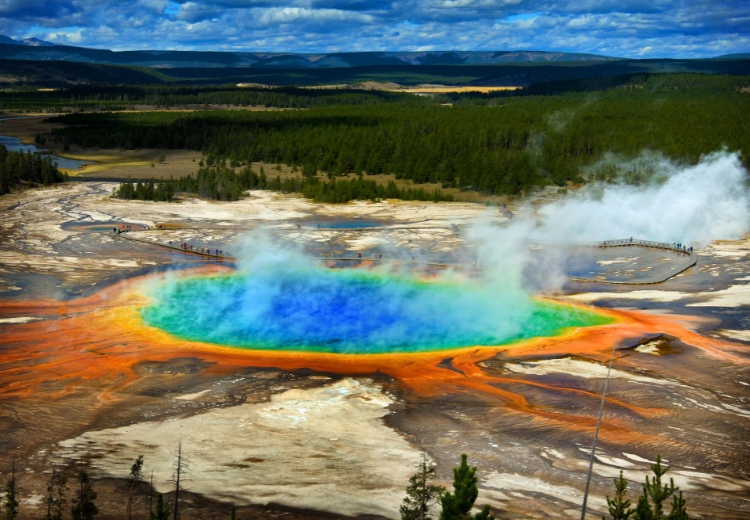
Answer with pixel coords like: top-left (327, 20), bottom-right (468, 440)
top-left (0, 117), bottom-right (93, 170)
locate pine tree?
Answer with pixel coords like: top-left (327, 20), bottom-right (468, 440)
top-left (604, 471), bottom-right (634, 520)
top-left (3, 460), bottom-right (19, 520)
top-left (635, 456), bottom-right (676, 520)
top-left (71, 460), bottom-right (98, 520)
top-left (149, 494), bottom-right (170, 520)
top-left (400, 453), bottom-right (445, 520)
top-left (608, 455), bottom-right (688, 520)
top-left (439, 454), bottom-right (493, 520)
top-left (126, 455), bottom-right (144, 520)
top-left (667, 491), bottom-right (688, 520)
top-left (634, 494), bottom-right (654, 520)
top-left (473, 506), bottom-right (492, 520)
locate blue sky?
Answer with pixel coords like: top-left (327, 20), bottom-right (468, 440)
top-left (1, 0), bottom-right (749, 58)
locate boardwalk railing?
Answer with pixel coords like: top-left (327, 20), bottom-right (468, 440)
top-left (599, 238), bottom-right (691, 254)
top-left (115, 227), bottom-right (696, 284)
top-left (570, 238), bottom-right (697, 285)
top-left (532, 238), bottom-right (692, 255)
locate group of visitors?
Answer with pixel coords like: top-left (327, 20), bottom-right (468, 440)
top-left (672, 242), bottom-right (693, 253)
top-left (356, 252), bottom-right (384, 259)
top-left (113, 225), bottom-right (133, 235)
top-left (112, 223), bottom-right (226, 257)
top-left (628, 238), bottom-right (694, 253)
top-left (320, 252), bottom-right (384, 260)
top-left (113, 224), bottom-right (150, 233)
top-left (499, 203), bottom-right (513, 219)
top-left (179, 243), bottom-right (223, 256)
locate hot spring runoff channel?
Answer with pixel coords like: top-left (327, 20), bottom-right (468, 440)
top-left (142, 269), bottom-right (612, 354)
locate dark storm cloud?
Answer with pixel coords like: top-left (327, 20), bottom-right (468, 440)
top-left (1, 0), bottom-right (748, 57)
top-left (0, 0), bottom-right (77, 17)
top-left (0, 0), bottom-right (80, 23)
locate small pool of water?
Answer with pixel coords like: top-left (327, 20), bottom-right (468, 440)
top-left (0, 135), bottom-right (93, 170)
top-left (61, 220), bottom-right (144, 232)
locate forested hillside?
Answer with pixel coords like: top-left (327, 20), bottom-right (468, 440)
top-left (44, 74), bottom-right (750, 196)
top-left (1, 55), bottom-right (748, 87)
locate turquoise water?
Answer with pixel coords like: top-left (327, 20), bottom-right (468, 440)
top-left (142, 269), bottom-right (612, 354)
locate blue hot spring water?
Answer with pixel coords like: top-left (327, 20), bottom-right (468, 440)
top-left (141, 268), bottom-right (612, 354)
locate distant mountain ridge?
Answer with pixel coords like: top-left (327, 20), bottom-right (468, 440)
top-left (0, 35), bottom-right (56, 47)
top-left (2, 35), bottom-right (748, 87)
top-left (716, 53), bottom-right (750, 59)
top-left (0, 38), bottom-right (621, 68)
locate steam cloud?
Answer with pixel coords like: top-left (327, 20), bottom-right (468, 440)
top-left (468, 150), bottom-right (750, 292)
top-left (531, 150), bottom-right (750, 246)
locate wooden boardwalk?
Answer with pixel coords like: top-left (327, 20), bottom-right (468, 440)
top-left (568, 239), bottom-right (697, 285)
top-left (113, 229), bottom-right (471, 269)
top-left (114, 230), bottom-right (696, 285)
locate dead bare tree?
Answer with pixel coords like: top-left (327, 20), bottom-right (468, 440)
top-left (169, 441), bottom-right (189, 520)
top-left (148, 471), bottom-right (154, 520)
top-left (45, 465), bottom-right (56, 520)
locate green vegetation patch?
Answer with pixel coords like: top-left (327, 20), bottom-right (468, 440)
top-left (37, 73), bottom-right (750, 197)
top-left (0, 144), bottom-right (67, 194)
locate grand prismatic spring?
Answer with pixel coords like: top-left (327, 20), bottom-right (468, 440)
top-left (141, 267), bottom-right (613, 354)
top-left (1, 161), bottom-right (749, 519)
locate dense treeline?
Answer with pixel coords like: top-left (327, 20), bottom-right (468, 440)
top-left (173, 166), bottom-right (265, 201)
top-left (46, 74), bottom-right (750, 196)
top-left (443, 72), bottom-right (750, 101)
top-left (115, 166), bottom-right (267, 201)
top-left (114, 177), bottom-right (175, 201)
top-left (0, 144), bottom-right (67, 194)
top-left (1, 85), bottom-right (415, 111)
top-left (115, 167), bottom-right (452, 203)
top-left (295, 176), bottom-right (454, 203)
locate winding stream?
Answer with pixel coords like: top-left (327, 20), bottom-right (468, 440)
top-left (0, 117), bottom-right (93, 170)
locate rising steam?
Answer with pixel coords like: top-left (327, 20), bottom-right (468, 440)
top-left (531, 150), bottom-right (750, 246)
top-left (468, 150), bottom-right (750, 292)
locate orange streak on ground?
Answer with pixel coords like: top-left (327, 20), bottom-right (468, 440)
top-left (0, 272), bottom-right (747, 444)
top-left (455, 360), bottom-right (664, 419)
